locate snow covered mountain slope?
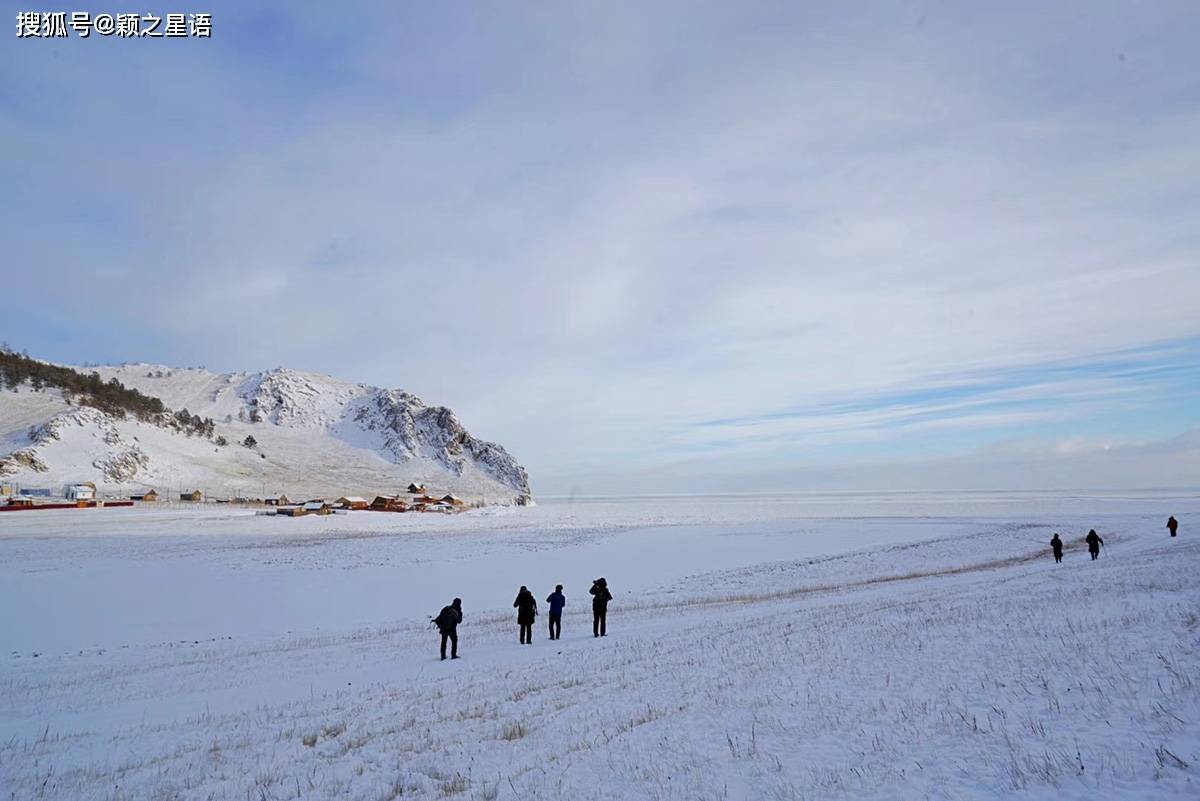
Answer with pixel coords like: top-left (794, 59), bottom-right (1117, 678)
top-left (0, 364), bottom-right (531, 504)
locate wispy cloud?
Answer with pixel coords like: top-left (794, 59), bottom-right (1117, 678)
top-left (2, 2), bottom-right (1199, 493)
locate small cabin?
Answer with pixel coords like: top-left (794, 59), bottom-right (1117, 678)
top-left (440, 494), bottom-right (465, 507)
top-left (336, 496), bottom-right (369, 510)
top-left (65, 484), bottom-right (96, 501)
top-left (407, 483), bottom-right (426, 494)
top-left (370, 495), bottom-right (407, 512)
top-left (276, 506), bottom-right (307, 517)
top-left (131, 489), bottom-right (158, 502)
top-left (302, 501), bottom-right (333, 516)
top-left (264, 494), bottom-right (291, 506)
top-left (180, 490), bottom-right (203, 502)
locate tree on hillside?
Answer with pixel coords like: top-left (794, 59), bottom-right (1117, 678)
top-left (243, 435), bottom-right (257, 449)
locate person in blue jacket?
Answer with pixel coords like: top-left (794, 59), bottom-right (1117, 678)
top-left (546, 584), bottom-right (566, 640)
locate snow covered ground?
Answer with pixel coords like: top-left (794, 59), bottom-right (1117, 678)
top-left (1, 491), bottom-right (1197, 800)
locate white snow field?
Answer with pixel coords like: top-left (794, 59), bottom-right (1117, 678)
top-left (1, 492), bottom-right (1197, 800)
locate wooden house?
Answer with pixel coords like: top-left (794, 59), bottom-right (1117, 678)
top-left (336, 496), bottom-right (370, 510)
top-left (131, 489), bottom-right (158, 502)
top-left (303, 501), bottom-right (333, 516)
top-left (407, 483), bottom-right (426, 494)
top-left (440, 494), bottom-right (465, 507)
top-left (180, 490), bottom-right (203, 502)
top-left (276, 505), bottom-right (307, 517)
top-left (264, 494), bottom-right (291, 506)
top-left (370, 495), bottom-right (408, 512)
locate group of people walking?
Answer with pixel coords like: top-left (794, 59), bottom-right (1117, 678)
top-left (433, 577), bottom-right (614, 660)
top-left (434, 517), bottom-right (1184, 661)
top-left (1050, 516), bottom-right (1180, 564)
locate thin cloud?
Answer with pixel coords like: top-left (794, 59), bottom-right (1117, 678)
top-left (2, 2), bottom-right (1198, 494)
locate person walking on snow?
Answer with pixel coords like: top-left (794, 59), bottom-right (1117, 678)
top-left (546, 584), bottom-right (566, 640)
top-left (590, 577), bottom-right (613, 637)
top-left (1085, 529), bottom-right (1104, 560)
top-left (514, 586), bottom-right (538, 645)
top-left (434, 598), bottom-right (462, 661)
top-left (1167, 516), bottom-right (1178, 537)
top-left (1050, 533), bottom-right (1063, 563)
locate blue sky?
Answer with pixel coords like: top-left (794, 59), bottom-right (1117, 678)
top-left (3, 1), bottom-right (1198, 494)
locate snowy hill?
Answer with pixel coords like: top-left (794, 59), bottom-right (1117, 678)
top-left (0, 363), bottom-right (531, 504)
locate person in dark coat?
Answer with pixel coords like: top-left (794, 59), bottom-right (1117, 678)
top-left (589, 577), bottom-right (612, 637)
top-left (1085, 529), bottom-right (1104, 560)
top-left (546, 584), bottom-right (566, 640)
top-left (434, 598), bottom-right (462, 661)
top-left (1167, 516), bottom-right (1178, 537)
top-left (1050, 533), bottom-right (1063, 563)
top-left (513, 586), bottom-right (538, 644)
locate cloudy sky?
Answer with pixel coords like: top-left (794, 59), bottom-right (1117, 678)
top-left (4, 1), bottom-right (1198, 494)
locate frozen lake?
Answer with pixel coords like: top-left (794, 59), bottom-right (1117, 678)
top-left (2, 490), bottom-right (1194, 653)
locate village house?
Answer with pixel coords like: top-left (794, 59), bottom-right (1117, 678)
top-left (302, 501), bottom-right (333, 515)
top-left (336, 496), bottom-right (369, 510)
top-left (440, 494), bottom-right (465, 507)
top-left (407, 483), bottom-right (426, 494)
top-left (180, 490), bottom-right (203, 502)
top-left (264, 494), bottom-right (291, 506)
top-left (276, 505), bottom-right (307, 517)
top-left (65, 483), bottom-right (96, 501)
top-left (130, 489), bottom-right (158, 502)
top-left (370, 495), bottom-right (408, 512)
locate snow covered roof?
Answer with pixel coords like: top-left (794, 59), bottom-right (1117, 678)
top-left (302, 501), bottom-right (328, 510)
top-left (338, 496), bottom-right (369, 504)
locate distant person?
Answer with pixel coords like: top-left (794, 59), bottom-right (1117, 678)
top-left (1167, 516), bottom-right (1178, 537)
top-left (546, 584), bottom-right (566, 640)
top-left (513, 586), bottom-right (538, 645)
top-left (590, 577), bottom-right (613, 637)
top-left (434, 598), bottom-right (462, 661)
top-left (1085, 529), bottom-right (1104, 560)
top-left (1050, 533), bottom-right (1063, 564)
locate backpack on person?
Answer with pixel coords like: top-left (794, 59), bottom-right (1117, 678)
top-left (433, 605), bottom-right (456, 633)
